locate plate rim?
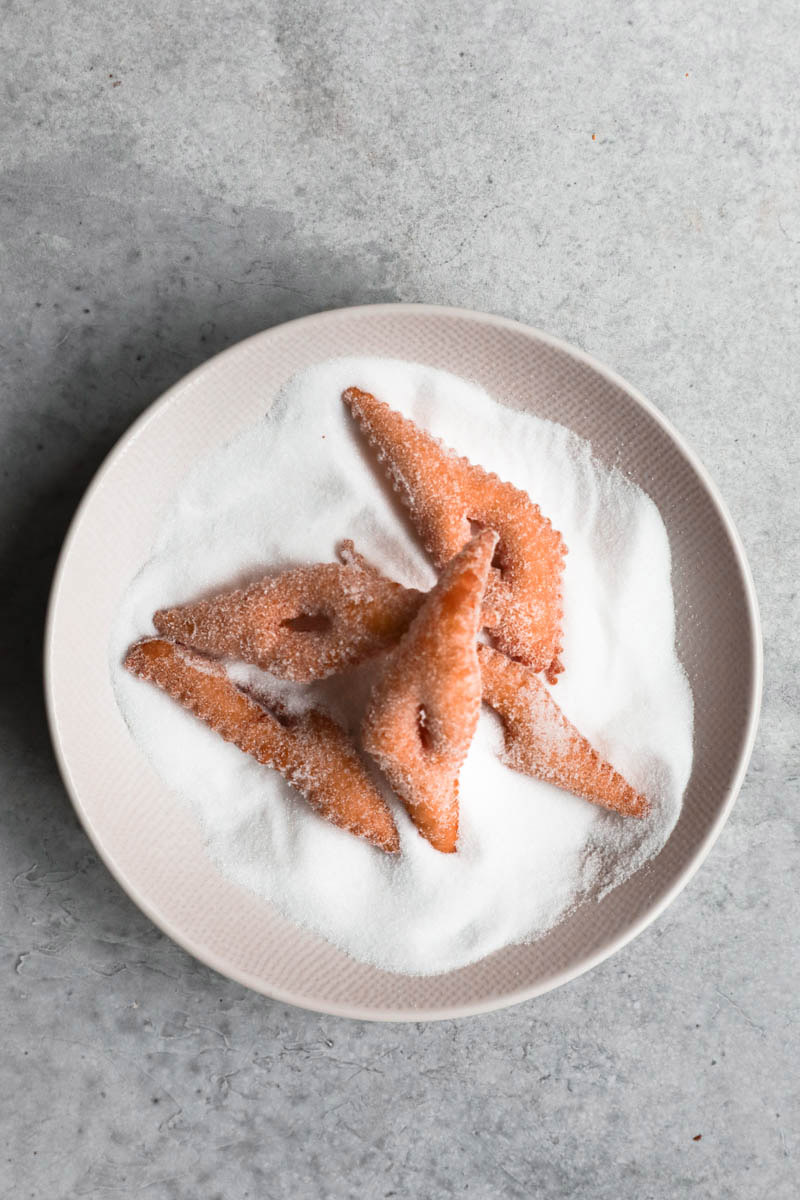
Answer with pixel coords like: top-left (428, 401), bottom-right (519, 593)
top-left (43, 302), bottom-right (764, 1021)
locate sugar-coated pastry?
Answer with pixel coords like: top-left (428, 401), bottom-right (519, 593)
top-left (152, 541), bottom-right (424, 682)
top-left (362, 530), bottom-right (497, 853)
top-left (478, 644), bottom-right (649, 818)
top-left (343, 386), bottom-right (567, 682)
top-left (125, 638), bottom-right (400, 852)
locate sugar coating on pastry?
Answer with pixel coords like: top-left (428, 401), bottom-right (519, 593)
top-left (362, 530), bottom-right (497, 853)
top-left (153, 541), bottom-right (424, 682)
top-left (125, 637), bottom-right (400, 852)
top-left (478, 644), bottom-right (648, 818)
top-left (343, 386), bottom-right (567, 681)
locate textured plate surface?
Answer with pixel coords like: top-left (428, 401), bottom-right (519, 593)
top-left (45, 304), bottom-right (762, 1020)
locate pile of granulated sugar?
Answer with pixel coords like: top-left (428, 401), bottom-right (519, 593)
top-left (111, 357), bottom-right (694, 976)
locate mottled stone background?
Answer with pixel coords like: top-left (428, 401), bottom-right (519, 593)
top-left (1, 1), bottom-right (797, 1197)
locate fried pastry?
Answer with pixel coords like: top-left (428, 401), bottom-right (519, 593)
top-left (152, 541), bottom-right (424, 682)
top-left (478, 644), bottom-right (648, 818)
top-left (343, 386), bottom-right (567, 682)
top-left (362, 530), bottom-right (497, 853)
top-left (125, 637), bottom-right (400, 852)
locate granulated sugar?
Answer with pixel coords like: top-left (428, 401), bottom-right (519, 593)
top-left (110, 358), bottom-right (694, 975)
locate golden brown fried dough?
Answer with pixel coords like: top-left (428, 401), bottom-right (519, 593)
top-left (362, 531), bottom-right (496, 853)
top-left (125, 638), bottom-right (400, 852)
top-left (152, 541), bottom-right (424, 682)
top-left (343, 386), bottom-right (567, 682)
top-left (478, 644), bottom-right (649, 818)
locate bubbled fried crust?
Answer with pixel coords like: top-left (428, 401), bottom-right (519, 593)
top-left (343, 386), bottom-right (567, 682)
top-left (124, 638), bottom-right (400, 852)
top-left (362, 531), bottom-right (497, 853)
top-left (478, 644), bottom-right (649, 818)
top-left (152, 541), bottom-right (424, 682)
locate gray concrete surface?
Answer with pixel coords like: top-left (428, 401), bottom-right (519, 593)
top-left (1, 1), bottom-right (798, 1197)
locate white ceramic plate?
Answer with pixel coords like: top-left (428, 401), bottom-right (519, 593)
top-left (45, 305), bottom-right (762, 1020)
